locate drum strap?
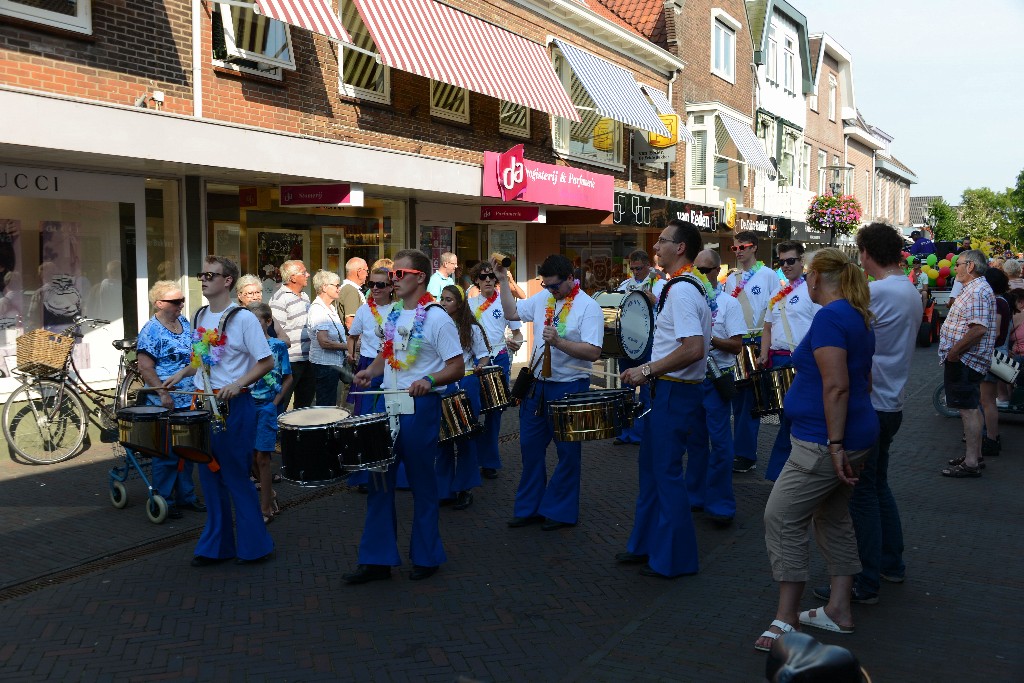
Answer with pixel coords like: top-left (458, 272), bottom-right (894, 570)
top-left (191, 305), bottom-right (244, 335)
top-left (656, 275), bottom-right (709, 316)
top-left (779, 302), bottom-right (797, 351)
top-left (735, 289), bottom-right (763, 330)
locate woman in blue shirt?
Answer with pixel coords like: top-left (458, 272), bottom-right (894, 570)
top-left (136, 281), bottom-right (204, 519)
top-left (755, 248), bottom-right (878, 652)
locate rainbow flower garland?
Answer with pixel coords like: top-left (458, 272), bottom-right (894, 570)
top-left (730, 261), bottom-right (765, 299)
top-left (769, 276), bottom-right (805, 310)
top-left (668, 264), bottom-right (718, 316)
top-left (544, 281), bottom-right (580, 335)
top-left (382, 293), bottom-right (434, 370)
top-left (368, 297), bottom-right (385, 327)
top-left (190, 326), bottom-right (229, 431)
top-left (474, 292), bottom-right (498, 320)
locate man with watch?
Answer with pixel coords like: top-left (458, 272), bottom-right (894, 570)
top-left (616, 220), bottom-right (711, 578)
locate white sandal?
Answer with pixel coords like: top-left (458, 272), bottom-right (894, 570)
top-left (754, 619), bottom-right (795, 652)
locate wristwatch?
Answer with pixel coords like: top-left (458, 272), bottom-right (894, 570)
top-left (826, 438), bottom-right (844, 448)
top-left (641, 364), bottom-right (652, 378)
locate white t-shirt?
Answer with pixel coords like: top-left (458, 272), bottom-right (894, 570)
top-left (307, 297), bottom-right (347, 366)
top-left (516, 288), bottom-right (604, 382)
top-left (652, 277), bottom-right (712, 381)
top-left (617, 274), bottom-right (665, 300)
top-left (869, 274), bottom-right (924, 412)
top-left (467, 294), bottom-right (521, 355)
top-left (765, 280), bottom-right (820, 351)
top-left (382, 304), bottom-right (462, 390)
top-left (710, 294), bottom-right (746, 369)
top-left (193, 304), bottom-right (272, 390)
top-left (460, 325), bottom-right (491, 368)
top-left (348, 301), bottom-right (392, 359)
top-left (725, 265), bottom-right (781, 331)
top-left (913, 272), bottom-right (929, 291)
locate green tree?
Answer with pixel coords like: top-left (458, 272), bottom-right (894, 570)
top-left (1009, 168), bottom-right (1024, 244)
top-left (927, 198), bottom-right (961, 242)
top-left (959, 187), bottom-right (1016, 246)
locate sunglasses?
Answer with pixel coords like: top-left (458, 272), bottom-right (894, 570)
top-left (542, 278), bottom-right (567, 292)
top-left (730, 244), bottom-right (755, 252)
top-left (696, 266), bottom-right (719, 277)
top-left (477, 273), bottom-right (498, 281)
top-left (390, 268), bottom-right (424, 281)
top-left (160, 298), bottom-right (186, 305)
top-left (369, 281), bottom-right (391, 289)
top-left (778, 257), bottom-right (801, 266)
top-left (629, 264), bottom-right (648, 271)
top-left (196, 272), bottom-right (225, 281)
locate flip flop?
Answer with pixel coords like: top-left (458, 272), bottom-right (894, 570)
top-left (940, 463), bottom-right (982, 478)
top-left (754, 619), bottom-right (795, 652)
top-left (799, 607), bottom-right (854, 634)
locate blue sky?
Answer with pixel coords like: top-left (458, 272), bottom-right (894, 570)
top-left (794, 0), bottom-right (1024, 203)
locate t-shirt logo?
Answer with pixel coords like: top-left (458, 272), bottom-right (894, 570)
top-left (789, 295), bottom-right (799, 305)
top-left (491, 309), bottom-right (501, 319)
top-left (751, 286), bottom-right (762, 296)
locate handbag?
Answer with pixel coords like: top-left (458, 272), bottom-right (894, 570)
top-left (510, 348), bottom-right (543, 403)
top-left (990, 349), bottom-right (1021, 385)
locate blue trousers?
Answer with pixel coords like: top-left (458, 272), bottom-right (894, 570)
top-left (347, 356), bottom-right (383, 488)
top-left (358, 393), bottom-right (446, 567)
top-left (617, 355), bottom-right (652, 444)
top-left (764, 354), bottom-right (796, 481)
top-left (151, 452), bottom-right (197, 509)
top-left (195, 394), bottom-right (274, 561)
top-left (849, 410), bottom-right (906, 593)
top-left (515, 378), bottom-right (589, 524)
top-left (436, 380), bottom-right (483, 498)
top-left (627, 379), bottom-right (701, 577)
top-left (684, 378), bottom-right (736, 518)
top-left (732, 384), bottom-right (760, 460)
top-left (478, 350), bottom-right (511, 471)
top-left (314, 363), bottom-right (340, 407)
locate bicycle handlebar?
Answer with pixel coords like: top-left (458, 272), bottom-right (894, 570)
top-left (59, 317), bottom-right (113, 336)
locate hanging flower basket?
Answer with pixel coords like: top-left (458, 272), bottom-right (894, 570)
top-left (806, 194), bottom-right (863, 236)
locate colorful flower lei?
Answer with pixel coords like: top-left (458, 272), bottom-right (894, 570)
top-left (382, 293), bottom-right (434, 370)
top-left (474, 292), bottom-right (498, 320)
top-left (544, 281), bottom-right (580, 336)
top-left (367, 297), bottom-right (385, 327)
top-left (730, 261), bottom-right (765, 299)
top-left (190, 327), bottom-right (228, 368)
top-left (668, 264), bottom-right (718, 316)
top-left (769, 276), bottom-right (805, 310)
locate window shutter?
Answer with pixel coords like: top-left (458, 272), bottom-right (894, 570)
top-left (691, 130), bottom-right (707, 185)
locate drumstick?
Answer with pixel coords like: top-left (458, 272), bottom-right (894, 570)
top-left (568, 364), bottom-right (621, 380)
top-left (136, 387), bottom-right (218, 397)
top-left (357, 389), bottom-right (416, 395)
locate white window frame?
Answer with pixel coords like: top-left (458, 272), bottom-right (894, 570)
top-left (801, 142), bottom-right (812, 190)
top-left (817, 150), bottom-right (827, 192)
top-left (783, 37), bottom-right (795, 93)
top-left (218, 2), bottom-right (296, 72)
top-left (690, 129), bottom-right (708, 187)
top-left (845, 164), bottom-right (855, 195)
top-left (766, 25), bottom-right (778, 83)
top-left (809, 86), bottom-right (818, 112)
top-left (828, 74), bottom-right (838, 121)
top-left (339, 0), bottom-right (390, 103)
top-left (0, 0), bottom-right (91, 35)
top-left (430, 80), bottom-right (470, 124)
top-left (499, 100), bottom-right (531, 138)
top-left (711, 10), bottom-right (740, 84)
top-left (551, 50), bottom-right (623, 170)
top-left (898, 185), bottom-right (905, 223)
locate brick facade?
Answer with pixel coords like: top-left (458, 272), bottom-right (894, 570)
top-left (846, 138), bottom-right (874, 217)
top-left (803, 46), bottom-right (843, 196)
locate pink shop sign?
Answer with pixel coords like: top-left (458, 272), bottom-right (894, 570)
top-left (279, 183), bottom-right (364, 208)
top-left (482, 151), bottom-right (613, 212)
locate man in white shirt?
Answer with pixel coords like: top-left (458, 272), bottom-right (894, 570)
top-left (494, 254), bottom-right (603, 531)
top-left (726, 231), bottom-right (781, 473)
top-left (270, 260), bottom-right (314, 409)
top-left (346, 249), bottom-right (464, 584)
top-left (338, 257), bottom-right (368, 328)
top-left (427, 252), bottom-right (458, 298)
top-left (759, 241), bottom-right (820, 481)
top-left (617, 220), bottom-right (711, 578)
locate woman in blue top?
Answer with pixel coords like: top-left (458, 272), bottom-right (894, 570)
top-left (136, 280), bottom-right (204, 519)
top-left (755, 248), bottom-right (878, 653)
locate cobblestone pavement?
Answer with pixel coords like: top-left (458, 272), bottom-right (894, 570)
top-left (0, 346), bottom-right (1021, 681)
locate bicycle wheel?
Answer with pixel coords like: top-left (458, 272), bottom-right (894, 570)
top-left (116, 367), bottom-right (146, 409)
top-left (2, 378), bottom-right (88, 464)
top-left (933, 383), bottom-right (959, 418)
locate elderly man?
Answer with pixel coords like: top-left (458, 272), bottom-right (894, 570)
top-left (338, 257), bottom-right (368, 328)
top-left (427, 252), bottom-right (458, 298)
top-left (938, 249), bottom-right (996, 478)
top-left (270, 260), bottom-right (314, 410)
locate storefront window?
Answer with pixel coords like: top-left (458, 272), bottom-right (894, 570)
top-left (561, 227), bottom-right (652, 296)
top-left (145, 179), bottom-right (182, 292)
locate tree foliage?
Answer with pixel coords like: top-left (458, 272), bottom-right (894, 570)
top-left (925, 168), bottom-right (1024, 249)
top-left (927, 198), bottom-right (961, 242)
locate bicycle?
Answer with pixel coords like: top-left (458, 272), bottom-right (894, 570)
top-left (2, 317), bottom-right (144, 464)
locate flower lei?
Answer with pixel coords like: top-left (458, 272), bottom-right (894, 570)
top-left (474, 292), bottom-right (498, 320)
top-left (669, 264), bottom-right (718, 316)
top-left (382, 293), bottom-right (434, 370)
top-left (730, 261), bottom-right (765, 298)
top-left (367, 297), bottom-right (385, 327)
top-left (544, 281), bottom-right (580, 335)
top-left (769, 276), bottom-right (805, 310)
top-left (190, 326), bottom-right (229, 431)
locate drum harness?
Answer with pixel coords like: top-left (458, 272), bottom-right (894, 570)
top-left (650, 274), bottom-right (713, 399)
top-left (189, 305), bottom-right (246, 418)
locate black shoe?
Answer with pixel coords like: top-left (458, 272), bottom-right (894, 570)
top-left (235, 552), bottom-right (273, 565)
top-left (507, 515), bottom-right (545, 528)
top-left (615, 552), bottom-right (649, 564)
top-left (982, 436), bottom-right (1001, 457)
top-left (179, 501), bottom-right (207, 513)
top-left (708, 514), bottom-right (734, 527)
top-left (190, 555), bottom-right (229, 567)
top-left (812, 584), bottom-right (878, 605)
top-left (732, 457), bottom-right (757, 473)
top-left (452, 491), bottom-right (474, 510)
top-left (439, 497), bottom-right (456, 507)
top-left (342, 564), bottom-right (392, 584)
top-left (356, 484), bottom-right (368, 494)
top-left (541, 519), bottom-right (576, 531)
top-left (167, 508), bottom-right (183, 520)
top-left (481, 468), bottom-right (499, 480)
top-left (690, 505), bottom-right (704, 513)
top-left (409, 565), bottom-right (438, 581)
top-left (639, 564), bottom-right (694, 579)
top-left (612, 437), bottom-right (627, 445)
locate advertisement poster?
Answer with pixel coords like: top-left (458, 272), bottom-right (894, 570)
top-left (256, 229), bottom-right (307, 301)
top-left (418, 225), bottom-right (453, 271)
top-left (32, 220), bottom-right (91, 368)
top-left (213, 222), bottom-right (241, 267)
top-left (0, 219), bottom-right (22, 370)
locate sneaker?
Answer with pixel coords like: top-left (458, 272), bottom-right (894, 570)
top-left (812, 584), bottom-right (879, 605)
top-left (996, 399), bottom-right (1010, 408)
top-left (880, 573), bottom-right (905, 584)
top-left (732, 457), bottom-right (757, 473)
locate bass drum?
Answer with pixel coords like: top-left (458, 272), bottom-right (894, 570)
top-left (593, 291), bottom-right (654, 361)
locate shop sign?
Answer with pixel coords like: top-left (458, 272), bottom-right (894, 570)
top-left (0, 171), bottom-right (60, 193)
top-left (613, 191), bottom-right (653, 226)
top-left (480, 205), bottom-right (542, 222)
top-left (631, 131), bottom-right (676, 165)
top-left (736, 212), bottom-right (773, 234)
top-left (649, 114), bottom-right (680, 148)
top-left (279, 183), bottom-right (364, 208)
top-left (666, 201), bottom-right (720, 232)
top-left (496, 145), bottom-right (528, 201)
top-left (612, 191), bottom-right (722, 233)
top-left (483, 150), bottom-right (613, 212)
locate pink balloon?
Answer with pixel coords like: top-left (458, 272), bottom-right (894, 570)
top-left (937, 277), bottom-right (947, 288)
top-left (939, 266), bottom-right (951, 277)
top-left (945, 252), bottom-right (955, 261)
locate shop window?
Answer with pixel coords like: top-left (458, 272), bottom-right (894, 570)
top-left (551, 51), bottom-right (622, 168)
top-left (145, 180), bottom-right (182, 295)
top-left (339, 0), bottom-right (389, 103)
top-left (499, 101), bottom-right (530, 138)
top-left (0, 0), bottom-right (91, 35)
top-left (430, 81), bottom-right (470, 123)
top-left (213, 3), bottom-right (295, 73)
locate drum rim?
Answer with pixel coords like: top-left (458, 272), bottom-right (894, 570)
top-left (117, 406), bottom-right (170, 420)
top-left (167, 410), bottom-right (212, 423)
top-left (337, 413), bottom-right (390, 427)
top-left (278, 405), bottom-right (353, 429)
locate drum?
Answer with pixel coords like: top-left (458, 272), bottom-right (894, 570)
top-left (593, 291), bottom-right (654, 361)
top-left (278, 406), bottom-right (351, 486)
top-left (734, 341), bottom-right (761, 385)
top-left (751, 367), bottom-right (796, 419)
top-left (168, 410), bottom-right (213, 463)
top-left (549, 390), bottom-right (633, 442)
top-left (477, 365), bottom-right (512, 412)
top-left (439, 390), bottom-right (480, 443)
top-left (335, 413), bottom-right (394, 472)
top-left (116, 406), bottom-right (169, 458)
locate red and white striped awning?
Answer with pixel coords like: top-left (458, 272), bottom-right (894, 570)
top-left (254, 0), bottom-right (352, 43)
top-left (353, 0), bottom-right (580, 121)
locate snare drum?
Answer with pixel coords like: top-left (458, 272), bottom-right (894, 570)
top-left (335, 413), bottom-right (394, 472)
top-left (168, 410), bottom-right (213, 463)
top-left (439, 390), bottom-right (480, 444)
top-left (593, 291), bottom-right (654, 361)
top-left (116, 406), bottom-right (169, 458)
top-left (549, 389), bottom-right (633, 442)
top-left (477, 366), bottom-right (512, 412)
top-left (751, 367), bottom-right (796, 418)
top-left (734, 341), bottom-right (761, 385)
top-left (278, 406), bottom-right (351, 486)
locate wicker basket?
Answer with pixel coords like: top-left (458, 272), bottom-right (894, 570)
top-left (15, 329), bottom-right (75, 377)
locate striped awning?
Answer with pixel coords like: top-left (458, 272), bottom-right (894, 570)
top-left (253, 0), bottom-right (352, 42)
top-left (353, 0), bottom-right (579, 121)
top-left (717, 112), bottom-right (776, 175)
top-left (552, 39), bottom-right (669, 137)
top-left (638, 84), bottom-right (696, 145)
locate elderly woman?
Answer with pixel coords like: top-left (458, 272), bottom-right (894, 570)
top-left (236, 274), bottom-right (263, 305)
top-left (755, 248), bottom-right (878, 652)
top-left (306, 269), bottom-right (347, 406)
top-left (135, 280), bottom-right (204, 519)
top-left (1003, 259), bottom-right (1024, 291)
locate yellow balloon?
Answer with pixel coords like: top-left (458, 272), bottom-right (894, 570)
top-left (938, 259), bottom-right (951, 269)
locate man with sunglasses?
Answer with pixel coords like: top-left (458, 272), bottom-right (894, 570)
top-left (345, 249), bottom-right (464, 583)
top-left (759, 241), bottom-right (820, 481)
top-left (493, 254), bottom-right (603, 531)
top-left (726, 231), bottom-right (780, 474)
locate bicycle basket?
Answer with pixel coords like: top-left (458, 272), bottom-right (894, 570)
top-left (15, 329), bottom-right (75, 377)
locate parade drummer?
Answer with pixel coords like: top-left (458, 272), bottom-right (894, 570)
top-left (344, 249), bottom-right (464, 584)
top-left (493, 254), bottom-right (603, 532)
top-left (467, 260), bottom-right (524, 479)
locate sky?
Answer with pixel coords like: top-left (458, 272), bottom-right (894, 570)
top-left (793, 0), bottom-right (1024, 205)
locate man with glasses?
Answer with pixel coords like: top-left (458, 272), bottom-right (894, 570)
top-left (726, 231), bottom-right (780, 474)
top-left (339, 257), bottom-right (368, 329)
top-left (759, 241), bottom-right (820, 481)
top-left (493, 254), bottom-right (603, 531)
top-left (270, 260), bottom-right (315, 410)
top-left (427, 252), bottom-right (458, 299)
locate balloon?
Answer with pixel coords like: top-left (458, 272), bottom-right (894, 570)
top-left (928, 277), bottom-right (938, 286)
top-left (937, 277), bottom-right (946, 288)
top-left (951, 254), bottom-right (958, 265)
top-left (906, 254), bottom-right (915, 265)
top-left (939, 266), bottom-right (951, 278)
top-left (938, 259), bottom-right (951, 269)
top-left (926, 254), bottom-right (938, 266)
top-left (946, 253), bottom-right (955, 261)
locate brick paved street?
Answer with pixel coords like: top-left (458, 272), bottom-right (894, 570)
top-left (1, 346), bottom-right (1022, 681)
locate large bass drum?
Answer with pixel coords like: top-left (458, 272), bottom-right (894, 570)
top-left (593, 291), bottom-right (654, 361)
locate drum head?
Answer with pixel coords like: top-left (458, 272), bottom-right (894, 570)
top-left (117, 406), bottom-right (169, 421)
top-left (337, 413), bottom-right (389, 428)
top-left (279, 406), bottom-right (352, 429)
top-left (618, 291), bottom-right (654, 361)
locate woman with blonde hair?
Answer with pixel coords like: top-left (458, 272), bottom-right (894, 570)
top-left (306, 269), bottom-right (347, 406)
top-left (755, 248), bottom-right (878, 652)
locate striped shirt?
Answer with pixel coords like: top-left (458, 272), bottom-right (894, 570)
top-left (270, 286), bottom-right (311, 363)
top-left (938, 276), bottom-right (996, 374)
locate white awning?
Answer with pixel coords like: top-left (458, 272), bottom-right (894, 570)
top-left (717, 113), bottom-right (775, 175)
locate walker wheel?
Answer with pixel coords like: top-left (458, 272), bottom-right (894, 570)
top-left (110, 481), bottom-right (128, 509)
top-left (146, 494), bottom-right (168, 524)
